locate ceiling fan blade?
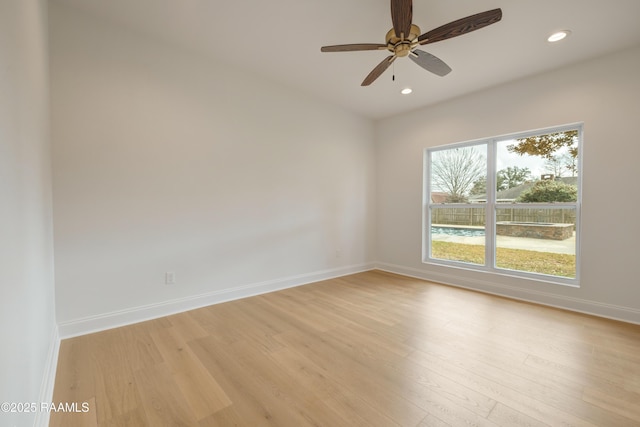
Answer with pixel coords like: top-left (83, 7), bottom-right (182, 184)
top-left (409, 49), bottom-right (452, 77)
top-left (418, 8), bottom-right (502, 45)
top-left (391, 0), bottom-right (412, 39)
top-left (361, 55), bottom-right (396, 86)
top-left (321, 44), bottom-right (388, 53)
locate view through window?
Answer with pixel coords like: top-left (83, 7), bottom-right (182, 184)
top-left (425, 125), bottom-right (581, 284)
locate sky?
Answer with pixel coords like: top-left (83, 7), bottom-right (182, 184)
top-left (429, 135), bottom-right (579, 194)
top-left (496, 138), bottom-right (576, 179)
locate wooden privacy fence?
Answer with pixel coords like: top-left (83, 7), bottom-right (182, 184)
top-left (431, 207), bottom-right (576, 226)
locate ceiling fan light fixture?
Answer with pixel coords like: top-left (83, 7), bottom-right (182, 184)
top-left (401, 88), bottom-right (413, 95)
top-left (320, 3), bottom-right (503, 86)
top-left (547, 30), bottom-right (571, 43)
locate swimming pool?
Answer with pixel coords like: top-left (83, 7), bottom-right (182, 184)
top-left (431, 226), bottom-right (485, 237)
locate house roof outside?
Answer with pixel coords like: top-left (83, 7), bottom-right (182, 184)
top-left (431, 192), bottom-right (448, 204)
top-left (464, 176), bottom-right (578, 203)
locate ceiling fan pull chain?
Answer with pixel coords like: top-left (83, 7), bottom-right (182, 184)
top-left (393, 60), bottom-right (395, 81)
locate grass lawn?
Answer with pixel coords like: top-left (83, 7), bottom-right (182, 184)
top-left (431, 241), bottom-right (576, 278)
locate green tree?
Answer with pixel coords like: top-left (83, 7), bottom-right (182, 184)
top-left (431, 147), bottom-right (486, 203)
top-left (516, 180), bottom-right (577, 203)
top-left (497, 166), bottom-right (531, 190)
top-left (469, 176), bottom-right (487, 196)
top-left (507, 130), bottom-right (578, 160)
top-left (470, 166), bottom-right (530, 195)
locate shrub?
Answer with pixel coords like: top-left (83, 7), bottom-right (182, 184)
top-left (517, 180), bottom-right (577, 203)
top-left (445, 194), bottom-right (469, 203)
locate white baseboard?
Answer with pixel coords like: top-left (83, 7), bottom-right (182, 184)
top-left (58, 263), bottom-right (376, 339)
top-left (56, 260), bottom-right (639, 339)
top-left (376, 262), bottom-right (640, 325)
top-left (33, 325), bottom-right (60, 427)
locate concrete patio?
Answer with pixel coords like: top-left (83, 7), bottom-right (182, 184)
top-left (432, 233), bottom-right (576, 255)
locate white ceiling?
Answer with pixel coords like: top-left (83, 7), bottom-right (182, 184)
top-left (51, 0), bottom-right (640, 120)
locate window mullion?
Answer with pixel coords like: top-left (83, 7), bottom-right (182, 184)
top-left (485, 140), bottom-right (497, 268)
top-left (422, 149), bottom-right (431, 262)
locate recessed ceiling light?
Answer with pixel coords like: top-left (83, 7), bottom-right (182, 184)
top-left (548, 30), bottom-right (571, 43)
top-left (401, 88), bottom-right (413, 95)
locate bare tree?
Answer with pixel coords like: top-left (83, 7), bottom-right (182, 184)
top-left (544, 154), bottom-right (576, 178)
top-left (562, 153), bottom-right (578, 177)
top-left (544, 156), bottom-right (564, 178)
top-left (431, 147), bottom-right (486, 202)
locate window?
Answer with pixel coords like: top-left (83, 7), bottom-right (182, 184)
top-left (424, 124), bottom-right (581, 285)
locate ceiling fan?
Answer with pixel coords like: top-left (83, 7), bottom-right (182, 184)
top-left (320, 1), bottom-right (502, 86)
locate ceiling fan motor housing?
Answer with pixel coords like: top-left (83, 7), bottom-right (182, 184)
top-left (385, 24), bottom-right (421, 57)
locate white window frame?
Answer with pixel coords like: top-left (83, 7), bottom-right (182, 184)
top-left (423, 123), bottom-right (582, 287)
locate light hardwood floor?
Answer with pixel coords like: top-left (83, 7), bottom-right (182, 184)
top-left (51, 270), bottom-right (640, 426)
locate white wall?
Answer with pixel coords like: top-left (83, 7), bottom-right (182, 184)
top-left (0, 0), bottom-right (58, 426)
top-left (50, 5), bottom-right (376, 334)
top-left (48, 1), bottom-right (640, 339)
top-left (376, 46), bottom-right (640, 323)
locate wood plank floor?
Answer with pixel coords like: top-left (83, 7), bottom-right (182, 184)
top-left (50, 270), bottom-right (640, 426)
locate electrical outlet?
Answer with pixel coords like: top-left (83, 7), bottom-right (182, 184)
top-left (165, 272), bottom-right (176, 285)
top-left (335, 249), bottom-right (342, 259)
